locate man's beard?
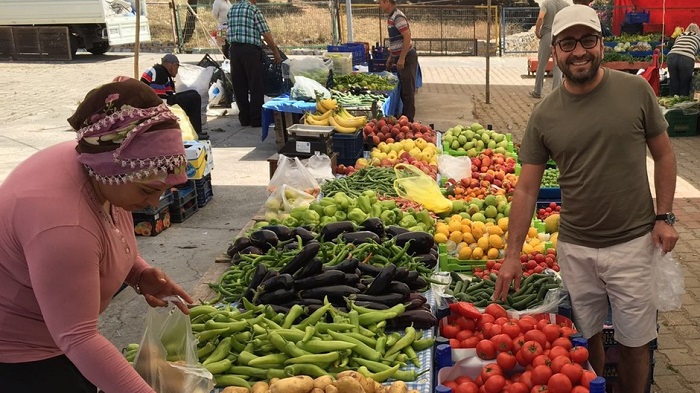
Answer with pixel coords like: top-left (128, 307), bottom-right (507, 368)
top-left (561, 54), bottom-right (602, 85)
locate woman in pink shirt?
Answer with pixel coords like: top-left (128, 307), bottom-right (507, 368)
top-left (0, 78), bottom-right (194, 392)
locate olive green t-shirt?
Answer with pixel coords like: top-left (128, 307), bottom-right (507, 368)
top-left (520, 68), bottom-right (668, 248)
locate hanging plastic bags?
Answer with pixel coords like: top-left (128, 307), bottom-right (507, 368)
top-left (652, 247), bottom-right (685, 312)
top-left (267, 155), bottom-right (321, 196)
top-left (393, 163), bottom-right (452, 214)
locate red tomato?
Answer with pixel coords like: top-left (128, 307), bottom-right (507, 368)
top-left (580, 370), bottom-right (597, 388)
top-left (476, 339), bottom-right (498, 360)
top-left (530, 385), bottom-right (548, 393)
top-left (524, 329), bottom-right (548, 348)
top-left (455, 376), bottom-right (474, 385)
top-left (509, 381), bottom-right (530, 393)
top-left (497, 351), bottom-right (518, 371)
top-left (549, 355), bottom-right (572, 373)
top-left (481, 363), bottom-right (503, 382)
top-left (537, 319), bottom-right (549, 331)
top-left (501, 321), bottom-right (521, 338)
top-left (547, 373), bottom-right (573, 393)
top-left (456, 316), bottom-right (477, 331)
top-left (515, 348), bottom-right (528, 367)
top-left (540, 324), bottom-right (561, 343)
top-left (520, 340), bottom-right (544, 365)
top-left (531, 354), bottom-right (551, 368)
top-left (559, 326), bottom-right (575, 338)
top-left (491, 333), bottom-right (514, 353)
top-left (551, 337), bottom-right (573, 351)
top-left (571, 387), bottom-right (589, 393)
top-left (443, 323), bottom-right (461, 339)
top-left (477, 314), bottom-right (496, 330)
top-left (455, 381), bottom-right (479, 393)
top-left (519, 370), bottom-right (534, 389)
top-left (483, 374), bottom-right (507, 393)
top-left (548, 346), bottom-right (570, 361)
top-left (560, 363), bottom-right (583, 385)
top-left (485, 303), bottom-right (508, 319)
top-left (442, 380), bottom-right (458, 391)
top-left (456, 330), bottom-right (474, 341)
top-left (531, 364), bottom-right (553, 385)
top-left (512, 334), bottom-right (526, 353)
top-left (570, 346), bottom-right (590, 364)
top-left (450, 338), bottom-right (462, 349)
top-left (494, 317), bottom-right (509, 326)
top-left (462, 336), bottom-right (481, 348)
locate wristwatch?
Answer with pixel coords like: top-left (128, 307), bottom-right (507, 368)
top-left (655, 212), bottom-right (677, 226)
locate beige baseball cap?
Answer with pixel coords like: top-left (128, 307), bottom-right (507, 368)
top-left (552, 4), bottom-right (602, 37)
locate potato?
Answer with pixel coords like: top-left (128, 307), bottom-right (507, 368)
top-left (269, 378), bottom-right (280, 386)
top-left (270, 376), bottom-right (315, 393)
top-left (387, 381), bottom-right (407, 393)
top-left (251, 381), bottom-right (269, 393)
top-left (314, 375), bottom-right (335, 390)
top-left (222, 387), bottom-right (250, 393)
top-left (334, 376), bottom-right (366, 393)
top-left (311, 389), bottom-right (325, 393)
top-left (373, 381), bottom-right (386, 393)
top-left (335, 371), bottom-right (373, 393)
top-left (325, 385), bottom-right (339, 393)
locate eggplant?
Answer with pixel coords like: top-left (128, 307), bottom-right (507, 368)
top-left (394, 231), bottom-right (435, 256)
top-left (407, 275), bottom-right (428, 291)
top-left (258, 273), bottom-right (294, 293)
top-left (294, 270), bottom-right (346, 290)
top-left (242, 263), bottom-right (269, 302)
top-left (293, 257), bottom-right (323, 279)
top-left (393, 267), bottom-right (409, 282)
top-left (261, 225), bottom-right (293, 241)
top-left (226, 236), bottom-right (251, 257)
top-left (414, 253), bottom-right (438, 269)
top-left (269, 304), bottom-right (291, 314)
top-left (248, 229), bottom-right (279, 251)
top-left (341, 231), bottom-right (381, 245)
top-left (388, 309), bottom-right (438, 329)
top-left (364, 263), bottom-right (397, 296)
top-left (329, 257), bottom-right (359, 273)
top-left (283, 241), bottom-right (300, 251)
top-left (350, 292), bottom-right (406, 307)
top-left (343, 273), bottom-right (360, 287)
top-left (385, 225), bottom-right (409, 239)
top-left (279, 241), bottom-right (320, 276)
top-left (291, 226), bottom-right (316, 244)
top-left (232, 245), bottom-right (264, 264)
top-left (319, 221), bottom-right (356, 241)
top-left (355, 283), bottom-right (367, 292)
top-left (280, 298), bottom-right (323, 308)
top-left (409, 292), bottom-right (428, 304)
top-left (387, 281), bottom-right (411, 299)
top-left (357, 263), bottom-right (383, 277)
top-left (353, 301), bottom-right (390, 310)
top-left (404, 298), bottom-right (426, 311)
top-left (300, 285), bottom-right (362, 300)
top-left (360, 217), bottom-right (385, 238)
top-left (253, 287), bottom-right (296, 305)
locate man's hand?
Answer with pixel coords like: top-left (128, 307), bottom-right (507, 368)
top-left (396, 57), bottom-right (406, 72)
top-left (273, 50), bottom-right (282, 64)
top-left (138, 267), bottom-right (194, 314)
top-left (386, 57), bottom-right (393, 69)
top-left (652, 221), bottom-right (679, 253)
top-left (493, 255), bottom-right (523, 301)
top-left (535, 30), bottom-right (542, 39)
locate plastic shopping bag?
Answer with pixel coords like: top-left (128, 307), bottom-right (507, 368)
top-left (438, 154), bottom-right (472, 181)
top-left (133, 297), bottom-right (214, 393)
top-left (290, 76), bottom-right (331, 101)
top-left (286, 56), bottom-right (331, 85)
top-left (393, 163), bottom-right (452, 213)
top-left (652, 247), bottom-right (685, 312)
top-left (305, 152), bottom-right (335, 184)
top-left (169, 105), bottom-right (198, 141)
top-left (268, 155), bottom-right (321, 196)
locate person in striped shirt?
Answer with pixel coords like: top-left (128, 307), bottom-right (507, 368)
top-left (379, 0), bottom-right (418, 122)
top-left (227, 0), bottom-right (281, 128)
top-left (667, 23), bottom-right (700, 97)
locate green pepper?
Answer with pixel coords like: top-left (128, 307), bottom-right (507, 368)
top-left (416, 209), bottom-right (434, 228)
top-left (333, 192), bottom-right (351, 210)
top-left (290, 206), bottom-right (307, 220)
top-left (347, 208), bottom-right (368, 225)
top-left (309, 203), bottom-right (325, 216)
top-left (358, 195), bottom-right (372, 214)
top-left (282, 216), bottom-right (298, 227)
top-left (380, 200), bottom-right (397, 210)
top-left (370, 203), bottom-right (382, 218)
top-left (399, 214), bottom-right (417, 228)
top-left (334, 211), bottom-right (347, 221)
top-left (320, 197), bottom-right (336, 206)
top-left (362, 190), bottom-right (378, 205)
top-left (323, 205), bottom-right (338, 216)
top-left (380, 210), bottom-right (396, 225)
top-left (320, 215), bottom-right (337, 226)
top-left (302, 209), bottom-right (321, 225)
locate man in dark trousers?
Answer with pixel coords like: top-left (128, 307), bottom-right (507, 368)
top-left (227, 0), bottom-right (281, 128)
top-left (140, 54), bottom-right (209, 140)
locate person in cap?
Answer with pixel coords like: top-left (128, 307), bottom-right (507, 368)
top-left (494, 5), bottom-right (678, 393)
top-left (529, 0), bottom-right (569, 99)
top-left (0, 78), bottom-right (193, 392)
top-left (667, 23), bottom-right (700, 96)
top-left (141, 54), bottom-right (210, 140)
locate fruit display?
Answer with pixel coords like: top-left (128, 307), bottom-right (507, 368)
top-left (304, 98), bottom-right (368, 134)
top-left (540, 167), bottom-right (560, 188)
top-left (367, 139), bottom-right (438, 178)
top-left (331, 89), bottom-right (387, 108)
top-left (442, 123), bottom-right (512, 157)
top-left (536, 201), bottom-right (561, 220)
top-left (362, 116), bottom-right (437, 145)
top-left (434, 208), bottom-right (509, 261)
top-left (332, 73), bottom-right (398, 92)
top-left (443, 150), bottom-right (518, 201)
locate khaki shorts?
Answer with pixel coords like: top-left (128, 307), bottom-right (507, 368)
top-left (557, 233), bottom-right (657, 347)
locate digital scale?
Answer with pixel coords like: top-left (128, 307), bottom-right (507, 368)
top-left (279, 124), bottom-right (335, 157)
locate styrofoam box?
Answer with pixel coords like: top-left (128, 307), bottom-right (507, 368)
top-left (323, 51), bottom-right (353, 75)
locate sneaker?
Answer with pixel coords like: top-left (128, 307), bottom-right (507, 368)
top-left (197, 133), bottom-right (210, 140)
top-left (529, 91), bottom-right (542, 99)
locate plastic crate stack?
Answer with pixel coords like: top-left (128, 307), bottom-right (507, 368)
top-left (195, 173), bottom-right (214, 208)
top-left (621, 10), bottom-right (649, 35)
top-left (170, 181), bottom-right (199, 223)
top-left (332, 130), bottom-right (364, 166)
top-left (184, 139), bottom-right (215, 209)
top-left (132, 190), bottom-right (174, 236)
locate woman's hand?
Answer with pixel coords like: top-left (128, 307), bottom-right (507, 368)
top-left (138, 267), bottom-right (194, 314)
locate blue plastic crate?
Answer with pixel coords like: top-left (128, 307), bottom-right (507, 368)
top-left (327, 43), bottom-right (366, 66)
top-left (132, 190), bottom-right (174, 215)
top-left (368, 58), bottom-right (387, 72)
top-left (625, 10), bottom-right (650, 24)
top-left (332, 130), bottom-right (364, 166)
top-left (538, 187), bottom-right (561, 200)
top-left (194, 174), bottom-right (214, 208)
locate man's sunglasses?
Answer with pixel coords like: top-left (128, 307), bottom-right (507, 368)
top-left (555, 35), bottom-right (601, 52)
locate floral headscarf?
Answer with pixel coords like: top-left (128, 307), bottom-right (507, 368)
top-left (67, 78), bottom-right (188, 186)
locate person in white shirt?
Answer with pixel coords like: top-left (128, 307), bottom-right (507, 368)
top-left (212, 0), bottom-right (232, 58)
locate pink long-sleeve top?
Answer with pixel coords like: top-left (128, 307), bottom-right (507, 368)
top-left (0, 141), bottom-right (156, 393)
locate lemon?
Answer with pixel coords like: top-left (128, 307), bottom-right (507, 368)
top-left (462, 231), bottom-right (476, 244)
top-left (434, 232), bottom-right (448, 244)
top-left (522, 243), bottom-right (534, 254)
top-left (449, 230), bottom-right (463, 244)
top-left (458, 245), bottom-right (472, 260)
top-left (435, 223), bottom-right (449, 236)
top-left (476, 236), bottom-right (490, 250)
top-left (527, 227), bottom-right (538, 239)
top-left (472, 247), bottom-right (484, 259)
top-left (498, 217), bottom-right (509, 232)
top-left (487, 225), bottom-right (504, 236)
top-left (489, 234), bottom-right (504, 249)
top-left (487, 247), bottom-right (500, 259)
top-left (448, 220), bottom-right (462, 233)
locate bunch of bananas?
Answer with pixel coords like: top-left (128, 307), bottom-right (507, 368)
top-left (305, 98), bottom-right (367, 134)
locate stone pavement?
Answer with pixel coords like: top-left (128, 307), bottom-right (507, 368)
top-left (417, 56), bottom-right (700, 393)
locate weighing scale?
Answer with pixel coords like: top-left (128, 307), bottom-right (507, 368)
top-left (279, 124), bottom-right (335, 157)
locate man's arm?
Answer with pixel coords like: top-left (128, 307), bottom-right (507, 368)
top-left (535, 9), bottom-right (546, 39)
top-left (648, 131), bottom-right (679, 252)
top-left (396, 26), bottom-right (412, 72)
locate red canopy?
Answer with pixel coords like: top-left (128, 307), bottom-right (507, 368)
top-left (612, 0), bottom-right (700, 36)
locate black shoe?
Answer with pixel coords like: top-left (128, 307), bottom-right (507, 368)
top-left (197, 133), bottom-right (210, 140)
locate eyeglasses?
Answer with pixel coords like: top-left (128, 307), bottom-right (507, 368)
top-left (555, 35), bottom-right (601, 52)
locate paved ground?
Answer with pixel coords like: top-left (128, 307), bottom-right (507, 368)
top-left (1, 52), bottom-right (699, 392)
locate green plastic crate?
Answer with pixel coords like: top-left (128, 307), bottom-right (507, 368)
top-left (665, 110), bottom-right (698, 137)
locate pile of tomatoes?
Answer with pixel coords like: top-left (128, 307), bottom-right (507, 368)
top-left (440, 302), bottom-right (596, 393)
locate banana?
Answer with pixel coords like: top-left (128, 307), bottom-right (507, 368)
top-left (320, 98), bottom-right (338, 112)
top-left (304, 114), bottom-right (330, 126)
top-left (316, 100), bottom-right (328, 114)
top-left (333, 112), bottom-right (367, 129)
top-left (329, 114), bottom-right (358, 133)
top-left (312, 110), bottom-right (333, 121)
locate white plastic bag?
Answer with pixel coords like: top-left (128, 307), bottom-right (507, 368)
top-left (263, 184), bottom-right (316, 222)
top-left (290, 76), bottom-right (330, 101)
top-left (438, 154), bottom-right (472, 181)
top-left (207, 79), bottom-right (224, 107)
top-left (133, 298), bottom-right (214, 393)
top-left (305, 152), bottom-right (335, 184)
top-left (286, 56), bottom-right (330, 85)
top-left (268, 155), bottom-right (321, 196)
top-left (653, 248), bottom-right (685, 311)
top-left (175, 65), bottom-right (215, 98)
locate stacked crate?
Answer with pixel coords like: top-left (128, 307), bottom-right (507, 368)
top-left (132, 190), bottom-right (174, 236)
top-left (195, 173), bottom-right (214, 208)
top-left (170, 181), bottom-right (198, 223)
